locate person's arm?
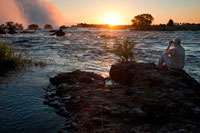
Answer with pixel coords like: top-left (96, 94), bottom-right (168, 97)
top-left (165, 41), bottom-right (175, 55)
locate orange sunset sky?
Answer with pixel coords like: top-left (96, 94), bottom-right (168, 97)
top-left (48, 0), bottom-right (200, 25)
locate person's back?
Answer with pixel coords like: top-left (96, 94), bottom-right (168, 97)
top-left (170, 45), bottom-right (185, 69)
top-left (157, 38), bottom-right (185, 70)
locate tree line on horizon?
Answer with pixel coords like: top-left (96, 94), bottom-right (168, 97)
top-left (0, 22), bottom-right (69, 34)
top-left (130, 13), bottom-right (200, 31)
top-left (76, 14), bottom-right (200, 31)
top-left (0, 13), bottom-right (200, 33)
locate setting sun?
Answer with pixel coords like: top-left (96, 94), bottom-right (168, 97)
top-left (104, 13), bottom-right (121, 26)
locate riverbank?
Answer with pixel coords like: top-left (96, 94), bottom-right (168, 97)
top-left (45, 62), bottom-right (200, 132)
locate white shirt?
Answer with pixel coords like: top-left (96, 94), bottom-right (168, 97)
top-left (170, 45), bottom-right (185, 69)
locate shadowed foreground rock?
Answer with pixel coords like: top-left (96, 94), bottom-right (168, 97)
top-left (45, 62), bottom-right (200, 132)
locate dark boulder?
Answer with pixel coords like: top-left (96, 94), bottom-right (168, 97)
top-left (49, 30), bottom-right (57, 33)
top-left (50, 69), bottom-right (104, 86)
top-left (110, 62), bottom-right (200, 94)
top-left (49, 29), bottom-right (65, 37)
top-left (109, 62), bottom-right (200, 129)
top-left (0, 29), bottom-right (6, 34)
top-left (20, 30), bottom-right (35, 34)
top-left (56, 30), bottom-right (65, 36)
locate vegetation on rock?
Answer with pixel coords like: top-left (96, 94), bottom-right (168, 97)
top-left (105, 39), bottom-right (136, 62)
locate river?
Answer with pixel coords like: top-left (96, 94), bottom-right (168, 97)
top-left (0, 29), bottom-right (199, 132)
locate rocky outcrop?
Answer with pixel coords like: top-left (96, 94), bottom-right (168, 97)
top-left (110, 62), bottom-right (200, 94)
top-left (49, 29), bottom-right (65, 37)
top-left (45, 62), bottom-right (200, 132)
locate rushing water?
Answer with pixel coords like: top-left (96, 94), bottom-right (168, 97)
top-left (0, 29), bottom-right (200, 132)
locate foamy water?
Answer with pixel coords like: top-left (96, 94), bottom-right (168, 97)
top-left (0, 29), bottom-right (199, 132)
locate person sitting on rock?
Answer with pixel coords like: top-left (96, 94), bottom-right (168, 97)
top-left (157, 38), bottom-right (185, 70)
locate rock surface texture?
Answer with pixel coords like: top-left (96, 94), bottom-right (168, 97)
top-left (45, 62), bottom-right (200, 132)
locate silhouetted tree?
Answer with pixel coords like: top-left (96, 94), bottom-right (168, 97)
top-left (6, 22), bottom-right (17, 34)
top-left (28, 24), bottom-right (39, 30)
top-left (59, 25), bottom-right (68, 30)
top-left (0, 22), bottom-right (24, 34)
top-left (131, 14), bottom-right (154, 29)
top-left (77, 23), bottom-right (88, 27)
top-left (15, 23), bottom-right (23, 30)
top-left (167, 19), bottom-right (174, 26)
top-left (44, 24), bottom-right (53, 30)
top-left (0, 24), bottom-right (6, 34)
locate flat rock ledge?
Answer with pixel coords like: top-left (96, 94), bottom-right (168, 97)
top-left (44, 62), bottom-right (200, 132)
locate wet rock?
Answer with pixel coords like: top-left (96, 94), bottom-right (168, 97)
top-left (79, 76), bottom-right (93, 83)
top-left (50, 29), bottom-right (65, 36)
top-left (20, 30), bottom-right (35, 34)
top-left (56, 30), bottom-right (65, 36)
top-left (55, 107), bottom-right (68, 117)
top-left (110, 109), bottom-right (121, 116)
top-left (131, 107), bottom-right (146, 117)
top-left (91, 117), bottom-right (103, 125)
top-left (64, 121), bottom-right (79, 131)
top-left (110, 62), bottom-right (199, 91)
top-left (49, 69), bottom-right (104, 86)
top-left (0, 29), bottom-right (6, 34)
top-left (43, 100), bottom-right (49, 105)
top-left (14, 40), bottom-right (29, 43)
top-left (48, 100), bottom-right (61, 108)
top-left (131, 124), bottom-right (153, 133)
top-left (49, 30), bottom-right (57, 33)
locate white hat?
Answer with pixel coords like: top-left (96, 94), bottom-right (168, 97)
top-left (174, 38), bottom-right (181, 44)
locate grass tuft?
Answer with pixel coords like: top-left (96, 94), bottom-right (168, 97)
top-left (0, 43), bottom-right (46, 75)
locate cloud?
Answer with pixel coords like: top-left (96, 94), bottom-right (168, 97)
top-left (0, 0), bottom-right (27, 25)
top-left (0, 0), bottom-right (66, 27)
